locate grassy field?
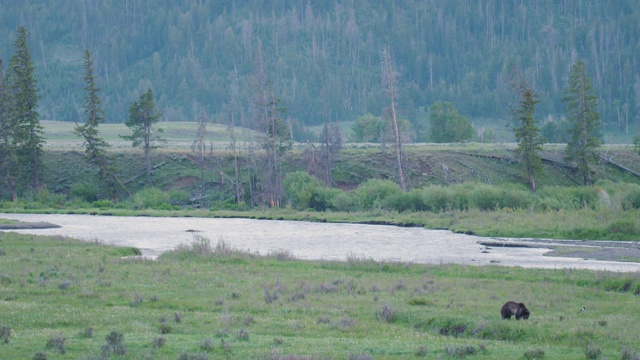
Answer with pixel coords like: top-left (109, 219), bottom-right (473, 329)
top-left (1, 232), bottom-right (640, 359)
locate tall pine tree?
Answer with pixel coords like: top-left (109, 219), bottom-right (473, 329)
top-left (513, 87), bottom-right (543, 192)
top-left (7, 26), bottom-right (44, 191)
top-left (563, 60), bottom-right (602, 185)
top-left (74, 50), bottom-right (123, 201)
top-left (0, 59), bottom-right (18, 201)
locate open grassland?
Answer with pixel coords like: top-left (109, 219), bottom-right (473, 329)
top-left (1, 232), bottom-right (639, 359)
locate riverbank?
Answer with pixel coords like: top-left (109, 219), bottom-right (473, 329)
top-left (3, 213), bottom-right (640, 272)
top-left (1, 231), bottom-right (639, 359)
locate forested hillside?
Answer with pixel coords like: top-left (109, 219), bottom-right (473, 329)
top-left (1, 0), bottom-right (639, 141)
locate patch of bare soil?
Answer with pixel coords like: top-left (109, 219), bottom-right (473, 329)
top-left (480, 238), bottom-right (640, 263)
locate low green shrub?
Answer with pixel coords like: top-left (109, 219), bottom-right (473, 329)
top-left (330, 191), bottom-right (360, 212)
top-left (127, 187), bottom-right (171, 209)
top-left (354, 179), bottom-right (403, 209)
top-left (69, 182), bottom-right (100, 202)
top-left (523, 348), bottom-right (545, 359)
top-left (475, 322), bottom-right (528, 341)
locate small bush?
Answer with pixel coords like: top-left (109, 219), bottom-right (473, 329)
top-left (70, 182), bottom-right (100, 202)
top-left (468, 184), bottom-right (501, 211)
top-left (32, 352), bottom-right (47, 360)
top-left (415, 345), bottom-right (428, 357)
top-left (376, 303), bottom-right (397, 323)
top-left (46, 334), bottom-right (66, 354)
top-left (92, 199), bottom-right (115, 208)
top-left (444, 344), bottom-right (477, 358)
top-left (523, 348), bottom-right (545, 360)
top-left (58, 280), bottom-right (72, 290)
top-left (1, 325), bottom-right (11, 343)
top-left (348, 353), bottom-right (373, 360)
top-left (433, 318), bottom-right (469, 337)
top-left (269, 249), bottom-right (296, 261)
top-left (475, 322), bottom-right (526, 341)
top-left (238, 328), bottom-right (249, 341)
top-left (330, 191), bottom-right (360, 212)
top-left (607, 219), bottom-right (637, 236)
top-left (127, 187), bottom-right (171, 209)
top-left (621, 348), bottom-right (640, 360)
top-left (338, 317), bottom-right (357, 330)
top-left (355, 178), bottom-right (403, 210)
top-left (130, 292), bottom-right (144, 307)
top-left (200, 338), bottom-right (215, 351)
top-left (0, 274), bottom-right (12, 286)
top-left (154, 337), bottom-right (166, 348)
top-left (621, 184), bottom-right (640, 210)
top-left (584, 342), bottom-right (601, 359)
top-left (159, 323), bottom-right (172, 334)
top-left (103, 330), bottom-right (126, 356)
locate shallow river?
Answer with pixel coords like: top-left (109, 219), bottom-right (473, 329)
top-left (2, 213), bottom-right (640, 272)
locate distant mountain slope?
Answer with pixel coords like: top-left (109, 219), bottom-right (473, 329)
top-left (1, 0), bottom-right (639, 140)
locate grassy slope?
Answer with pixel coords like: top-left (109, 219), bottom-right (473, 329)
top-left (39, 121), bottom-right (640, 195)
top-left (1, 232), bottom-right (639, 359)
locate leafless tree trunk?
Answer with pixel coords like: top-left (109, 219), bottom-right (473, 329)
top-left (381, 47), bottom-right (406, 190)
top-left (191, 109), bottom-right (207, 188)
top-left (229, 113), bottom-right (244, 204)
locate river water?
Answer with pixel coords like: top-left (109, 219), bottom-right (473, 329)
top-left (2, 213), bottom-right (639, 272)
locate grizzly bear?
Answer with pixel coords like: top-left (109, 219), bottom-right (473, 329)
top-left (500, 301), bottom-right (530, 320)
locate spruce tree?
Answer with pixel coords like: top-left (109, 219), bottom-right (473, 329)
top-left (122, 89), bottom-right (164, 187)
top-left (0, 59), bottom-right (18, 201)
top-left (513, 87), bottom-right (543, 192)
top-left (7, 26), bottom-right (44, 191)
top-left (563, 60), bottom-right (602, 185)
top-left (74, 50), bottom-right (123, 201)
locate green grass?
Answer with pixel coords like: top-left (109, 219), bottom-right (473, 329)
top-left (1, 232), bottom-right (640, 359)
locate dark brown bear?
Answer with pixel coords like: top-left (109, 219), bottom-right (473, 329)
top-left (500, 301), bottom-right (530, 320)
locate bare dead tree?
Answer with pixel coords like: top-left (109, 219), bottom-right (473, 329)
top-left (228, 113), bottom-right (245, 204)
top-left (191, 108), bottom-right (207, 188)
top-left (381, 47), bottom-right (406, 190)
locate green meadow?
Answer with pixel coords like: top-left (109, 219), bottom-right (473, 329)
top-left (1, 232), bottom-right (639, 359)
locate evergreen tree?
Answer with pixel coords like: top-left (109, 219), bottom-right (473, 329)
top-left (0, 59), bottom-right (18, 201)
top-left (7, 26), bottom-right (44, 191)
top-left (563, 60), bottom-right (602, 185)
top-left (74, 50), bottom-right (123, 201)
top-left (122, 88), bottom-right (165, 187)
top-left (428, 102), bottom-right (474, 143)
top-left (513, 87), bottom-right (543, 192)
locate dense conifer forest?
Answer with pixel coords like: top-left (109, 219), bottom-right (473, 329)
top-left (1, 0), bottom-right (639, 141)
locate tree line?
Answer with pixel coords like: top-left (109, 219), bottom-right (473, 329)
top-left (0, 24), bottom-right (635, 206)
top-left (0, 0), bottom-right (639, 141)
top-left (1, 27), bottom-right (164, 202)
